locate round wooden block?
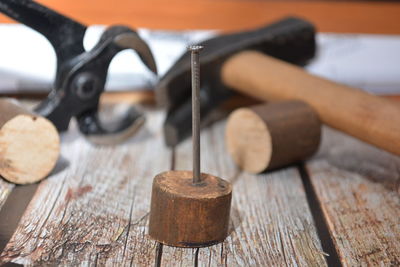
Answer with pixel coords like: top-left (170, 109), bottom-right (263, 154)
top-left (0, 99), bottom-right (60, 184)
top-left (226, 100), bottom-right (321, 173)
top-left (148, 170), bottom-right (232, 248)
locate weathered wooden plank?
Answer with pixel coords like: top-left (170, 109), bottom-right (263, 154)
top-left (0, 179), bottom-right (15, 253)
top-left (0, 183), bottom-right (39, 254)
top-left (306, 127), bottom-right (400, 266)
top-left (161, 120), bottom-right (327, 266)
top-left (0, 179), bottom-right (13, 210)
top-left (0, 112), bottom-right (170, 266)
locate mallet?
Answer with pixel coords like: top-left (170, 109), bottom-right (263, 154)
top-left (148, 46), bottom-right (232, 248)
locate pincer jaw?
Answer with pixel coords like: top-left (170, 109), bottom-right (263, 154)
top-left (114, 32), bottom-right (158, 75)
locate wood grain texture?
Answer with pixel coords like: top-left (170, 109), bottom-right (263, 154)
top-left (306, 127), bottom-right (400, 266)
top-left (0, 179), bottom-right (13, 209)
top-left (148, 171), bottom-right (232, 248)
top-left (0, 99), bottom-right (60, 184)
top-left (0, 100), bottom-right (31, 208)
top-left (0, 112), bottom-right (170, 266)
top-left (3, 109), bottom-right (398, 265)
top-left (161, 120), bottom-right (327, 266)
top-left (1, 0), bottom-right (399, 34)
top-left (226, 101), bottom-right (321, 173)
top-left (222, 51), bottom-right (400, 156)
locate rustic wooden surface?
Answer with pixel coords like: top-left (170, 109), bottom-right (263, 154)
top-left (162, 121), bottom-right (327, 266)
top-left (0, 110), bottom-right (399, 266)
top-left (0, 111), bottom-right (326, 266)
top-left (0, 180), bottom-right (13, 210)
top-left (306, 127), bottom-right (400, 266)
top-left (1, 0), bottom-right (400, 34)
top-left (0, 112), bottom-right (170, 266)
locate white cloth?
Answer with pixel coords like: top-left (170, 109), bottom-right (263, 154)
top-left (0, 24), bottom-right (399, 94)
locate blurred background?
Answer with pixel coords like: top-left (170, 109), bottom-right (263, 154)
top-left (0, 0), bottom-right (399, 98)
top-left (1, 0), bottom-right (399, 33)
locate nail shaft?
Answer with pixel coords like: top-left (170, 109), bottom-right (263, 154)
top-left (189, 45), bottom-right (203, 184)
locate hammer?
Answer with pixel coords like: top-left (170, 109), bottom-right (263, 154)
top-left (157, 17), bottom-right (316, 146)
top-left (158, 17), bottom-right (400, 155)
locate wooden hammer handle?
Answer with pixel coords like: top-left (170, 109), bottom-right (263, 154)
top-left (222, 51), bottom-right (400, 155)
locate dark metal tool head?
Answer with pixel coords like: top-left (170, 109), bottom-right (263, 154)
top-left (156, 17), bottom-right (316, 147)
top-left (0, 0), bottom-right (157, 144)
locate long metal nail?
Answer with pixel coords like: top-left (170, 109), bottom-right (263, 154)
top-left (188, 45), bottom-right (203, 184)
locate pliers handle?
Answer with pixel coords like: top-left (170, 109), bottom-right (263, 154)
top-left (0, 0), bottom-right (157, 144)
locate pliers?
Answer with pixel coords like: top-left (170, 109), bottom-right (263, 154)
top-left (0, 0), bottom-right (157, 144)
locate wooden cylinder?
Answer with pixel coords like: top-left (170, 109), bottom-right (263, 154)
top-left (221, 50), bottom-right (400, 155)
top-left (148, 170), bottom-right (232, 247)
top-left (0, 98), bottom-right (60, 184)
top-left (226, 101), bottom-right (321, 173)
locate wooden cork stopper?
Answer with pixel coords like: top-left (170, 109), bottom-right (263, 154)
top-left (148, 170), bottom-right (232, 247)
top-left (0, 98), bottom-right (60, 184)
top-left (226, 100), bottom-right (321, 173)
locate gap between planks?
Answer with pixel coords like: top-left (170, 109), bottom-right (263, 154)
top-left (304, 127), bottom-right (400, 266)
top-left (0, 111), bottom-right (171, 266)
top-left (0, 183), bottom-right (38, 253)
top-left (298, 163), bottom-right (342, 267)
top-left (6, 111), bottom-right (391, 266)
top-left (159, 120), bottom-right (328, 266)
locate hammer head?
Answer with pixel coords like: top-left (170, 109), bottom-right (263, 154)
top-left (157, 17), bottom-right (316, 146)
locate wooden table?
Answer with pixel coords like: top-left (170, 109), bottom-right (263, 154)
top-left (0, 108), bottom-right (399, 266)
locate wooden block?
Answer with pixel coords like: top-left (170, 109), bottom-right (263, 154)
top-left (148, 170), bottom-right (232, 248)
top-left (226, 100), bottom-right (321, 173)
top-left (0, 98), bottom-right (60, 184)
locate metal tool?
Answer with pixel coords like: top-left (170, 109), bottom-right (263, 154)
top-left (0, 0), bottom-right (157, 144)
top-left (188, 45), bottom-right (203, 184)
top-left (157, 17), bottom-right (316, 147)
